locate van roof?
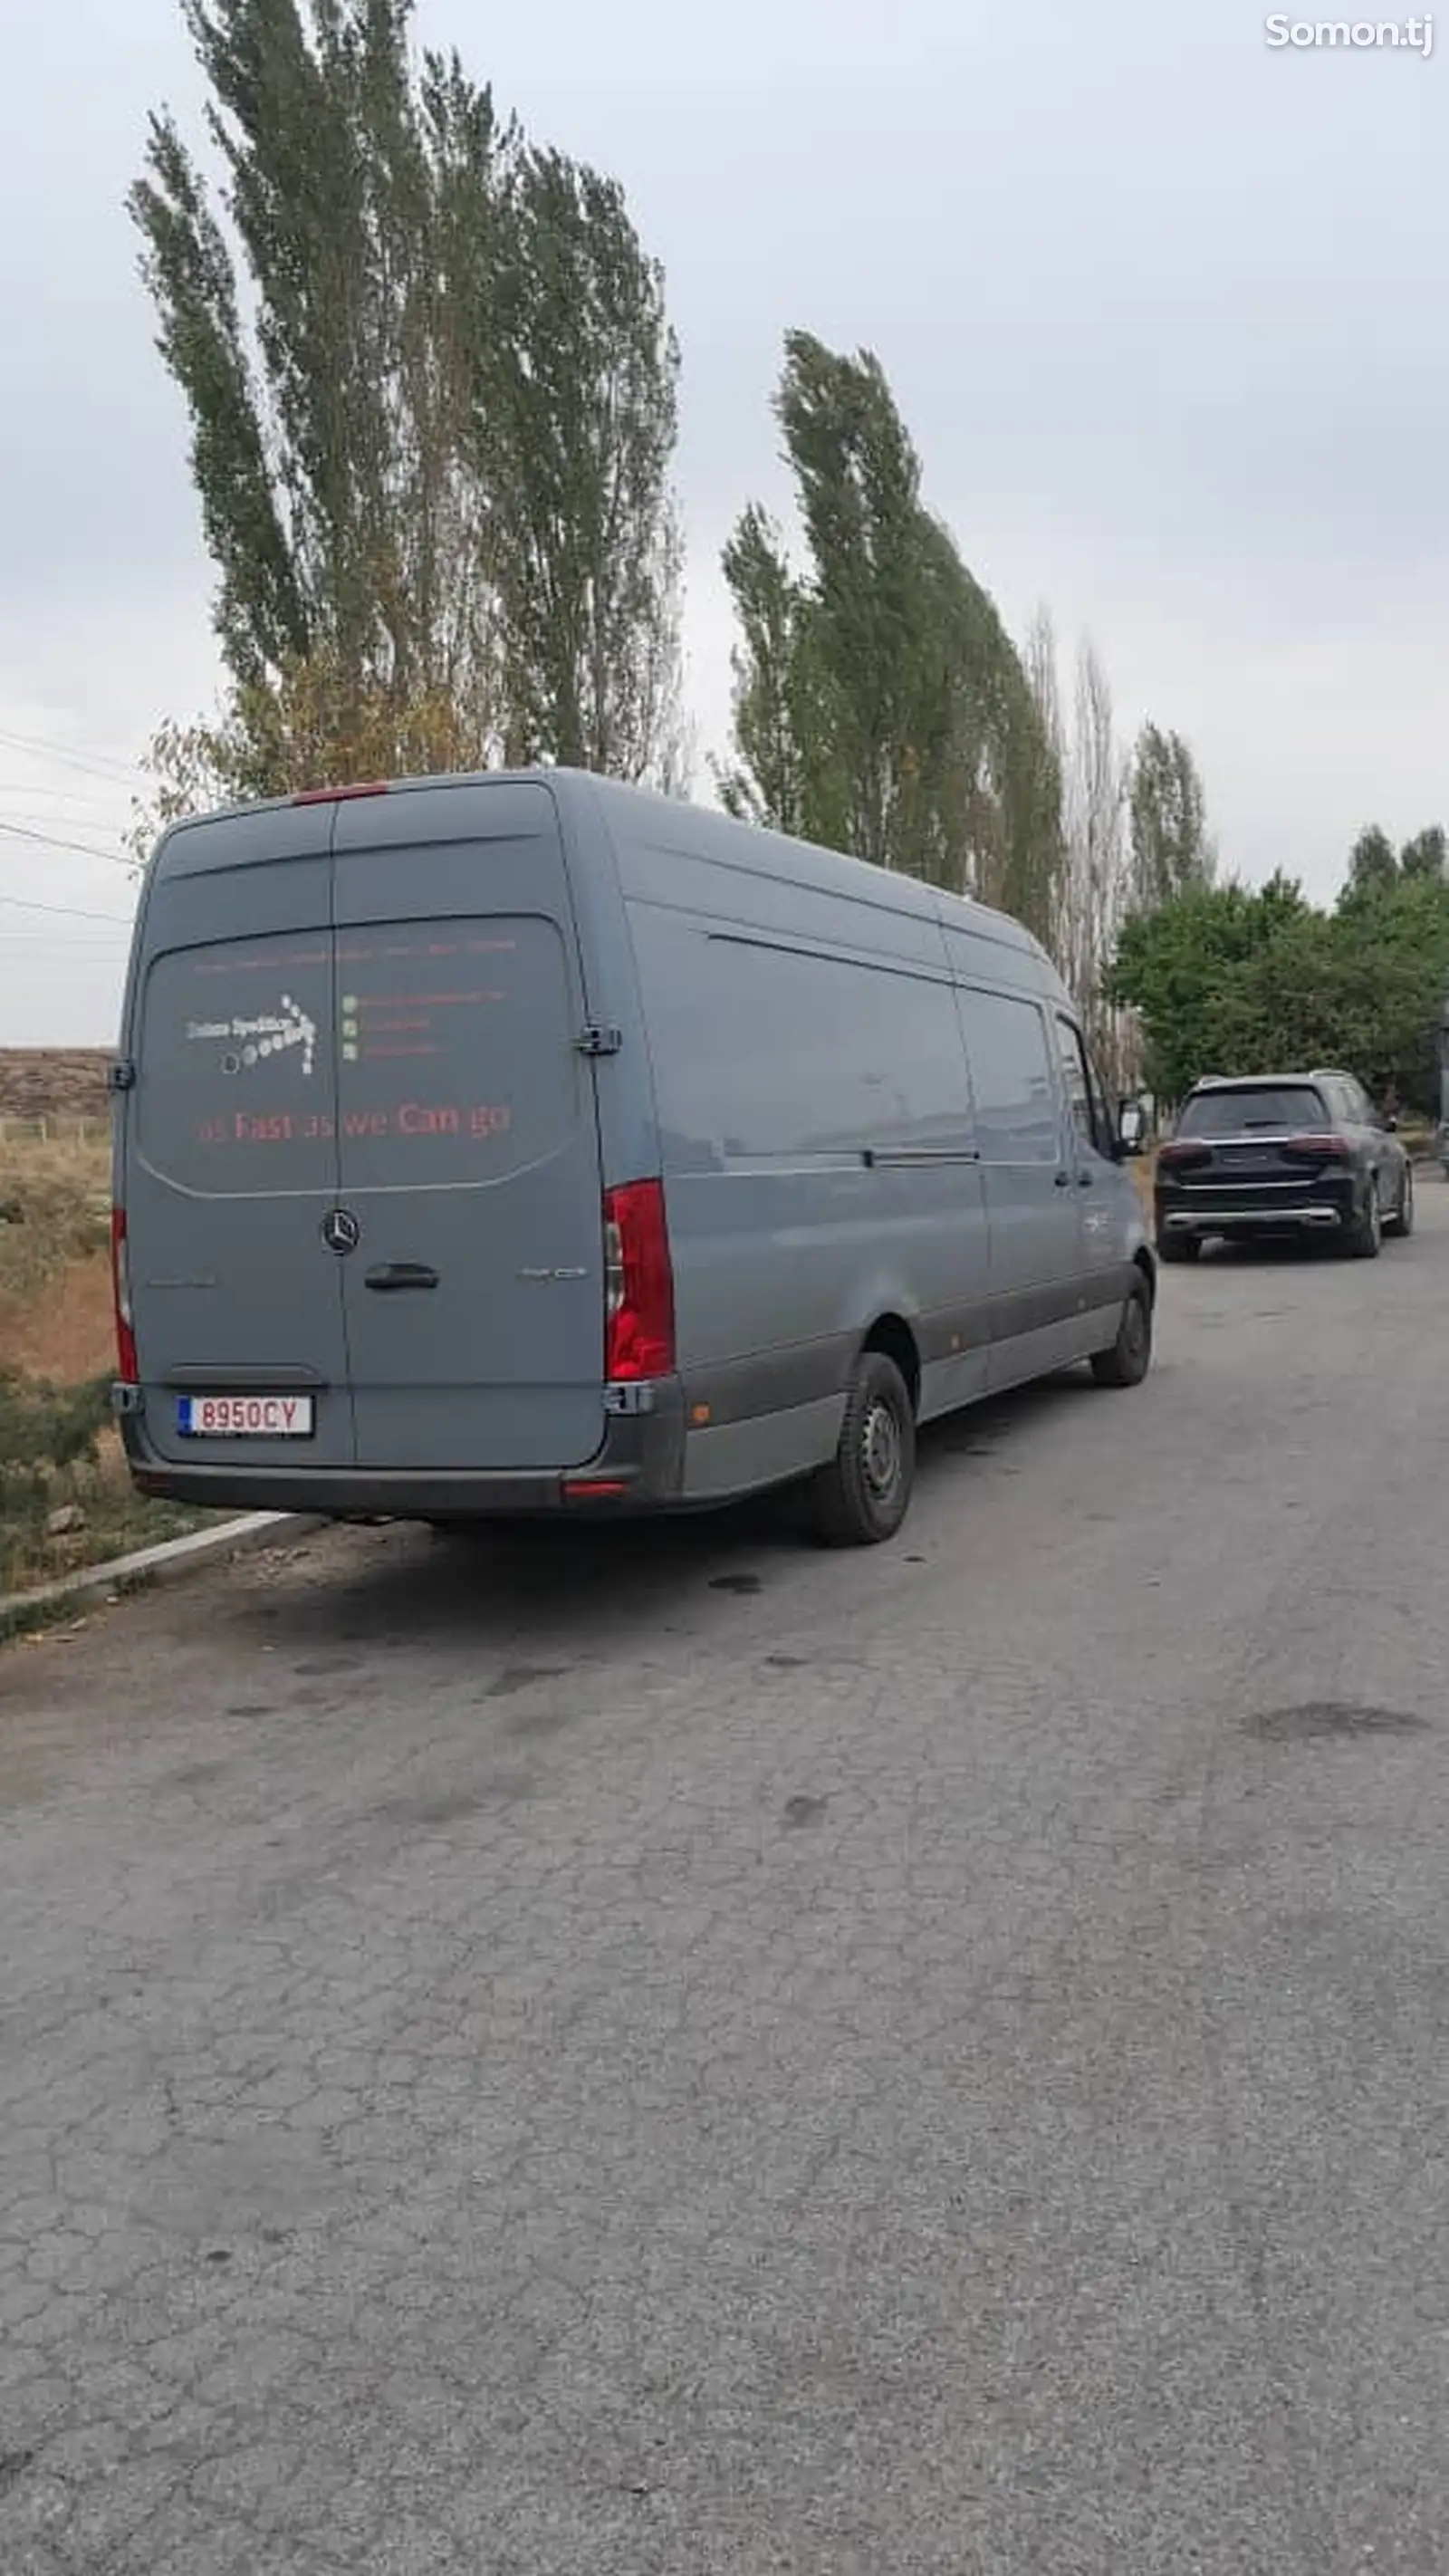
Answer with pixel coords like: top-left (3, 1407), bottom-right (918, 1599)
top-left (150, 765), bottom-right (1052, 966)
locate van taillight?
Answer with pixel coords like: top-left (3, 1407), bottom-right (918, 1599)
top-left (111, 1208), bottom-right (138, 1383)
top-left (602, 1180), bottom-right (675, 1380)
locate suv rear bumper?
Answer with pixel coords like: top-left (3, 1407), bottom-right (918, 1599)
top-left (1155, 1179), bottom-right (1357, 1240)
top-left (115, 1379), bottom-right (688, 1519)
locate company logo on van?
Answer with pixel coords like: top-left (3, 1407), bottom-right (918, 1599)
top-left (187, 995), bottom-right (317, 1077)
top-left (321, 1207), bottom-right (361, 1255)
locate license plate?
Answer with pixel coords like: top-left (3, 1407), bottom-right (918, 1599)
top-left (178, 1394), bottom-right (314, 1437)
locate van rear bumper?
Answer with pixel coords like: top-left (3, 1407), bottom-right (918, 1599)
top-left (115, 1379), bottom-right (687, 1519)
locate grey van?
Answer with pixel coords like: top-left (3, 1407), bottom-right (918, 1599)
top-left (110, 770), bottom-right (1155, 1546)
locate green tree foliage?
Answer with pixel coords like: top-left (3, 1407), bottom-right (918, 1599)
top-left (1399, 824), bottom-right (1446, 879)
top-left (485, 146), bottom-right (685, 777)
top-left (718, 332), bottom-right (1062, 942)
top-left (128, 0), bottom-right (683, 826)
top-left (716, 506), bottom-right (848, 845)
top-left (1108, 867), bottom-right (1449, 1111)
top-left (1347, 823), bottom-right (1398, 891)
top-left (1128, 722), bottom-right (1214, 907)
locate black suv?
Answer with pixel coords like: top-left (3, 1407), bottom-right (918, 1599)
top-left (1155, 1071), bottom-right (1413, 1262)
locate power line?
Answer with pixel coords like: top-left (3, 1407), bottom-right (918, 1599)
top-left (0, 891), bottom-right (133, 927)
top-left (0, 817), bottom-right (128, 864)
top-left (0, 782), bottom-right (129, 812)
top-left (0, 725), bottom-right (143, 787)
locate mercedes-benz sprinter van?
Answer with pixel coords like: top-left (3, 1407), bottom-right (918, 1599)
top-left (110, 769), bottom-right (1154, 1545)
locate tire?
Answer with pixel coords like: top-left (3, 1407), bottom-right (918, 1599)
top-left (1345, 1179), bottom-right (1383, 1259)
top-left (1385, 1164), bottom-right (1415, 1238)
top-left (1156, 1232), bottom-right (1201, 1264)
top-left (805, 1350), bottom-right (916, 1547)
top-left (1090, 1278), bottom-right (1154, 1388)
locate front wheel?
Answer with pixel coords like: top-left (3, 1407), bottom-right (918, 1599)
top-left (805, 1350), bottom-right (916, 1547)
top-left (1384, 1164), bottom-right (1415, 1237)
top-left (1090, 1279), bottom-right (1154, 1388)
top-left (1156, 1232), bottom-right (1201, 1264)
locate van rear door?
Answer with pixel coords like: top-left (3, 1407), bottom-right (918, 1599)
top-left (124, 803), bottom-right (353, 1468)
top-left (330, 782), bottom-right (607, 1473)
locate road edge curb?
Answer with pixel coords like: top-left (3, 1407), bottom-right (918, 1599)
top-left (0, 1513), bottom-right (321, 1636)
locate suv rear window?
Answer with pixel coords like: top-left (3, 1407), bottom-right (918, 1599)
top-left (1176, 1085), bottom-right (1330, 1136)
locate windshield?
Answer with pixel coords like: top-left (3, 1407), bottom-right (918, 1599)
top-left (1177, 1084), bottom-right (1329, 1137)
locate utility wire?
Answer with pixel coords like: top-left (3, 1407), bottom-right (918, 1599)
top-left (0, 817), bottom-right (128, 864)
top-left (0, 725), bottom-right (143, 786)
top-left (0, 891), bottom-right (133, 926)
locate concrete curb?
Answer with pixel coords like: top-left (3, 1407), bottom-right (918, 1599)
top-left (0, 1512), bottom-right (320, 1633)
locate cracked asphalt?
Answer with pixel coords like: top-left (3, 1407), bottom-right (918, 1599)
top-left (5, 1190), bottom-right (1449, 2573)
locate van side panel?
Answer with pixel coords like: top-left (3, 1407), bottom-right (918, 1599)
top-left (615, 820), bottom-right (992, 1498)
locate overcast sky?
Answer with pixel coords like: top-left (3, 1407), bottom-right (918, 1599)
top-left (0, 0), bottom-right (1442, 1044)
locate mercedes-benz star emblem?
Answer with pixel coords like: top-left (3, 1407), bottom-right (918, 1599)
top-left (321, 1207), bottom-right (360, 1255)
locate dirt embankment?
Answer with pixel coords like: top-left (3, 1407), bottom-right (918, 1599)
top-left (0, 1050), bottom-right (112, 1126)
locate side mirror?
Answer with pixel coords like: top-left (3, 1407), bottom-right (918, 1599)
top-left (1384, 1113), bottom-right (1399, 1133)
top-left (1117, 1099), bottom-right (1147, 1156)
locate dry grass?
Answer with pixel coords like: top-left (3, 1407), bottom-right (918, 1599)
top-left (0, 1434), bottom-right (206, 1603)
top-left (0, 1133), bottom-right (115, 1382)
top-left (0, 1130), bottom-right (216, 1602)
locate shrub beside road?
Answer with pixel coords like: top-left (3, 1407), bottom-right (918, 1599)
top-left (0, 1129), bottom-right (216, 1597)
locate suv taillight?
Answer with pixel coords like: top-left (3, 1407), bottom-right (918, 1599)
top-left (111, 1207), bottom-right (138, 1383)
top-left (1157, 1140), bottom-right (1209, 1166)
top-left (603, 1180), bottom-right (675, 1380)
top-left (1283, 1133), bottom-right (1348, 1158)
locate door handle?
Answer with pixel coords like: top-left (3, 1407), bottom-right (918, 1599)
top-left (1078, 1170), bottom-right (1094, 1187)
top-left (363, 1263), bottom-right (439, 1293)
top-left (1053, 1170), bottom-right (1071, 1187)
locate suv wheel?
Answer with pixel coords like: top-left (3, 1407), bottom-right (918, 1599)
top-left (1385, 1164), bottom-right (1415, 1238)
top-left (1157, 1233), bottom-right (1201, 1264)
top-left (805, 1350), bottom-right (915, 1546)
top-left (1347, 1179), bottom-right (1383, 1259)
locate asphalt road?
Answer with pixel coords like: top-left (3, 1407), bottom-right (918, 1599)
top-left (5, 1190), bottom-right (1449, 2575)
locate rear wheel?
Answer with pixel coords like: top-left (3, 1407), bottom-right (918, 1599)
top-left (1385, 1164), bottom-right (1415, 1237)
top-left (1090, 1278), bottom-right (1154, 1388)
top-left (805, 1350), bottom-right (915, 1547)
top-left (1346, 1179), bottom-right (1383, 1259)
top-left (1156, 1233), bottom-right (1201, 1264)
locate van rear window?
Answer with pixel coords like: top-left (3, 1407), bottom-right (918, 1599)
top-left (331, 915), bottom-right (579, 1187)
top-left (138, 936), bottom-right (338, 1195)
top-left (137, 916), bottom-right (579, 1194)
